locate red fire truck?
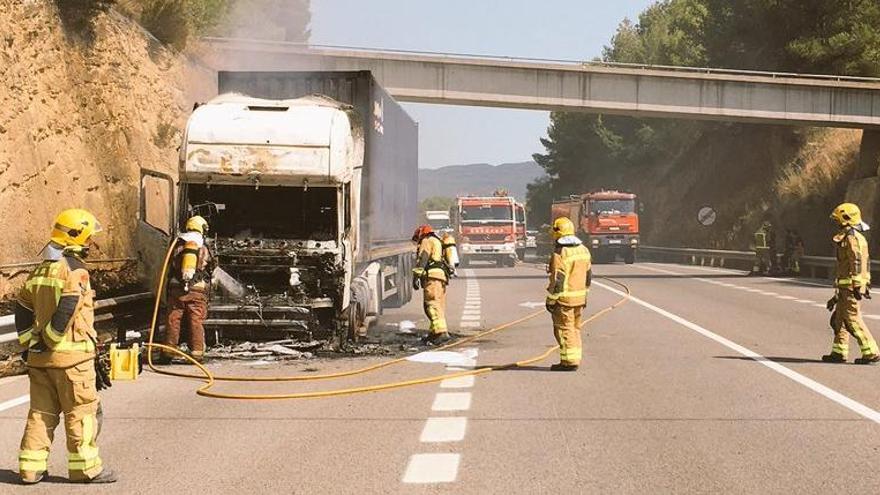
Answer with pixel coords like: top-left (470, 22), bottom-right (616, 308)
top-left (453, 194), bottom-right (518, 267)
top-left (551, 190), bottom-right (640, 263)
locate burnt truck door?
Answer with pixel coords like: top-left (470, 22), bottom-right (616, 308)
top-left (136, 169), bottom-right (175, 295)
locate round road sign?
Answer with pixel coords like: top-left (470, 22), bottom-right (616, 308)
top-left (698, 206), bottom-right (717, 226)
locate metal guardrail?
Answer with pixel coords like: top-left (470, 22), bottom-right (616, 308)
top-left (0, 292), bottom-right (153, 344)
top-left (638, 245), bottom-right (879, 280)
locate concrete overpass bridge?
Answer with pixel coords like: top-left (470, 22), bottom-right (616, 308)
top-left (200, 37), bottom-right (880, 130)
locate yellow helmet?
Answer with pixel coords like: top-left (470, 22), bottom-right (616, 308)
top-left (552, 217), bottom-right (576, 239)
top-left (831, 203), bottom-right (861, 227)
top-left (185, 215), bottom-right (209, 234)
top-left (50, 209), bottom-right (102, 247)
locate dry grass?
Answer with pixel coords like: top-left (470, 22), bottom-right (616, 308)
top-left (775, 129), bottom-right (861, 202)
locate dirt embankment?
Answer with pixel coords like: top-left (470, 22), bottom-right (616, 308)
top-left (636, 125), bottom-right (860, 256)
top-left (0, 0), bottom-right (216, 301)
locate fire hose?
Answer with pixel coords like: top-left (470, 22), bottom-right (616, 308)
top-left (141, 240), bottom-right (630, 400)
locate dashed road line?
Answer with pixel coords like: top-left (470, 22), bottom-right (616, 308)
top-left (420, 417), bottom-right (468, 443)
top-left (403, 454), bottom-right (461, 483)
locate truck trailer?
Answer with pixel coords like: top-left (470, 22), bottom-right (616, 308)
top-left (136, 71), bottom-right (418, 342)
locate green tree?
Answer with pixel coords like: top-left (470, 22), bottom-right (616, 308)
top-left (420, 197), bottom-right (455, 214)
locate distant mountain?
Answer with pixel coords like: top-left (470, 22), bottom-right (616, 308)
top-left (419, 161), bottom-right (545, 202)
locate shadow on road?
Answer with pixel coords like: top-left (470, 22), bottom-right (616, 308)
top-left (478, 364), bottom-right (557, 372)
top-left (598, 273), bottom-right (746, 280)
top-left (461, 274), bottom-right (547, 280)
top-left (0, 468), bottom-right (69, 485)
top-left (715, 355), bottom-right (827, 364)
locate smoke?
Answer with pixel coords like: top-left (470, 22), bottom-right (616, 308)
top-left (216, 0), bottom-right (311, 42)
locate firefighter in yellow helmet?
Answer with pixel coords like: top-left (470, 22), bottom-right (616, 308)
top-left (14, 209), bottom-right (117, 484)
top-left (823, 203), bottom-right (879, 364)
top-left (412, 224), bottom-right (452, 345)
top-left (157, 215), bottom-right (213, 364)
top-left (545, 217), bottom-right (591, 371)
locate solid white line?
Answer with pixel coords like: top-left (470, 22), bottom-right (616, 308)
top-left (594, 281), bottom-right (880, 424)
top-left (402, 453), bottom-right (460, 483)
top-left (864, 315), bottom-right (880, 320)
top-left (420, 417), bottom-right (468, 442)
top-left (759, 291), bottom-right (779, 296)
top-left (776, 295), bottom-right (797, 300)
top-left (432, 392), bottom-right (472, 411)
top-left (441, 375), bottom-right (475, 388)
top-left (813, 303), bottom-right (828, 309)
top-left (0, 394), bottom-right (30, 412)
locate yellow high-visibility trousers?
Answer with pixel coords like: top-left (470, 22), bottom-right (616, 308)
top-left (423, 279), bottom-right (448, 334)
top-left (551, 305), bottom-right (583, 366)
top-left (831, 289), bottom-right (879, 358)
top-left (19, 362), bottom-right (103, 482)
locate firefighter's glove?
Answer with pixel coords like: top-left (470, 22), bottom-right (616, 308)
top-left (20, 349), bottom-right (28, 363)
top-left (412, 276), bottom-right (422, 291)
top-left (865, 286), bottom-right (872, 300)
top-left (826, 296), bottom-right (837, 312)
top-left (854, 287), bottom-right (863, 301)
top-left (545, 300), bottom-right (555, 313)
top-left (95, 353), bottom-right (112, 391)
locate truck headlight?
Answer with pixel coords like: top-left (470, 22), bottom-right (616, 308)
top-left (591, 239), bottom-right (600, 245)
top-left (630, 238), bottom-right (639, 245)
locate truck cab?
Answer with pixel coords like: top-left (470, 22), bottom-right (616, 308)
top-left (454, 196), bottom-right (518, 267)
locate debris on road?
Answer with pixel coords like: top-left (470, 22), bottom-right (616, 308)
top-left (205, 340), bottom-right (321, 361)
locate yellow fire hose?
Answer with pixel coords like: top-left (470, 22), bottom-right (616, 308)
top-left (141, 241), bottom-right (630, 400)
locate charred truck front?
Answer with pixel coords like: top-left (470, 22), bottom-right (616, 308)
top-left (175, 72), bottom-right (418, 341)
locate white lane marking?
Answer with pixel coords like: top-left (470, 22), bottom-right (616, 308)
top-left (637, 264), bottom-right (681, 276)
top-left (864, 315), bottom-right (880, 320)
top-left (0, 395), bottom-right (30, 412)
top-left (795, 299), bottom-right (815, 304)
top-left (432, 393), bottom-right (472, 412)
top-left (420, 417), bottom-right (468, 443)
top-left (461, 315), bottom-right (481, 321)
top-left (462, 310), bottom-right (481, 316)
top-left (759, 291), bottom-right (779, 296)
top-left (646, 262), bottom-right (831, 288)
top-left (441, 375), bottom-right (475, 388)
top-left (777, 295), bottom-right (797, 300)
top-left (595, 281), bottom-right (880, 424)
top-left (407, 349), bottom-right (478, 366)
top-left (813, 303), bottom-right (828, 309)
top-left (744, 288), bottom-right (762, 293)
top-left (403, 453), bottom-right (461, 483)
top-left (464, 305), bottom-right (481, 311)
top-left (460, 322), bottom-right (481, 329)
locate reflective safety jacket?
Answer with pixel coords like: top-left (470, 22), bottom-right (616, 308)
top-left (15, 250), bottom-right (97, 368)
top-left (546, 238), bottom-right (592, 307)
top-left (833, 227), bottom-right (870, 289)
top-left (413, 234), bottom-right (449, 283)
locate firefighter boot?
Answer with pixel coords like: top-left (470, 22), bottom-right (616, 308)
top-left (75, 468), bottom-right (117, 484)
top-left (550, 363), bottom-right (579, 372)
top-left (821, 353), bottom-right (847, 363)
top-left (854, 354), bottom-right (880, 365)
top-left (20, 470), bottom-right (46, 485)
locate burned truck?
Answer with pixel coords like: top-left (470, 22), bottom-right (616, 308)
top-left (138, 72), bottom-right (418, 341)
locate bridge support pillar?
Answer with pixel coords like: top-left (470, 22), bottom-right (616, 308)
top-left (847, 131), bottom-right (880, 251)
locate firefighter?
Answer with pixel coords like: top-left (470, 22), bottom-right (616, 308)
top-left (14, 209), bottom-right (116, 484)
top-left (158, 215), bottom-right (213, 364)
top-left (823, 203), bottom-right (880, 364)
top-left (783, 228), bottom-right (804, 276)
top-left (441, 232), bottom-right (460, 277)
top-left (545, 217), bottom-right (591, 371)
top-left (412, 224), bottom-right (452, 344)
top-left (752, 220), bottom-right (776, 275)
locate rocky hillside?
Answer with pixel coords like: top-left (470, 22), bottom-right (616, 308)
top-left (0, 0), bottom-right (216, 298)
top-left (419, 161), bottom-right (544, 202)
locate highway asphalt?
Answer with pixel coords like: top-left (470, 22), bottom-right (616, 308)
top-left (0, 262), bottom-right (878, 493)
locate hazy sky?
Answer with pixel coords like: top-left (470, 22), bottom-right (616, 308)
top-left (310, 0), bottom-right (656, 168)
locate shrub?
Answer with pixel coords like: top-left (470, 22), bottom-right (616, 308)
top-left (54, 0), bottom-right (117, 41)
top-left (139, 0), bottom-right (190, 51)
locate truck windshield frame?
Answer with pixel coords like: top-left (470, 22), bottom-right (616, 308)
top-left (588, 199), bottom-right (636, 215)
top-left (461, 205), bottom-right (514, 223)
top-left (185, 183), bottom-right (339, 241)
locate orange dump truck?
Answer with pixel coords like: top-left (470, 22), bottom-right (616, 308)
top-left (551, 190), bottom-right (639, 263)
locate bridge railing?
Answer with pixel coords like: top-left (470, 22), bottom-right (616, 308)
top-left (637, 245), bottom-right (873, 281)
top-left (202, 37), bottom-right (880, 85)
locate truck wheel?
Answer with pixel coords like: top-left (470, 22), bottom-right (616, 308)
top-left (624, 250), bottom-right (636, 264)
top-left (496, 257), bottom-right (505, 268)
top-left (516, 249), bottom-right (526, 261)
top-left (460, 256), bottom-right (470, 268)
